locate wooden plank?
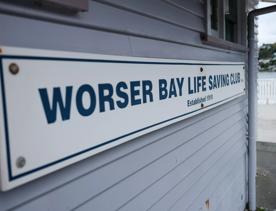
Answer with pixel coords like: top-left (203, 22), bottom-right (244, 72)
top-left (0, 98), bottom-right (244, 210)
top-left (155, 140), bottom-right (246, 210)
top-left (72, 119), bottom-right (245, 211)
top-left (0, 1), bottom-right (248, 210)
top-left (180, 151), bottom-right (246, 211)
top-left (94, 0), bottom-right (204, 32)
top-left (112, 123), bottom-right (245, 211)
top-left (10, 110), bottom-right (245, 211)
top-left (130, 37), bottom-right (245, 61)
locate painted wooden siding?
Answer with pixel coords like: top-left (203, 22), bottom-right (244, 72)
top-left (0, 0), bottom-right (249, 210)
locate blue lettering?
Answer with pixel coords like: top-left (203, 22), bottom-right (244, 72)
top-left (159, 79), bottom-right (168, 100)
top-left (142, 80), bottom-right (153, 103)
top-left (39, 86), bottom-right (72, 124)
top-left (169, 78), bottom-right (177, 98)
top-left (202, 76), bottom-right (207, 91)
top-left (130, 81), bottom-right (141, 106)
top-left (99, 83), bottom-right (115, 112)
top-left (176, 78), bottom-right (184, 96)
top-left (76, 84), bottom-right (96, 117)
top-left (188, 77), bottom-right (194, 94)
top-left (209, 76), bottom-right (213, 90)
top-left (197, 76), bottom-right (202, 92)
top-left (116, 82), bottom-right (129, 109)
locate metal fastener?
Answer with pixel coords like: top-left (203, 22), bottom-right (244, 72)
top-left (9, 63), bottom-right (19, 75)
top-left (200, 67), bottom-right (204, 72)
top-left (205, 199), bottom-right (210, 209)
top-left (201, 103), bottom-right (204, 108)
top-left (16, 156), bottom-right (26, 168)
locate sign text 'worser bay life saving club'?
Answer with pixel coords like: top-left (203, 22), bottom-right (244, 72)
top-left (0, 47), bottom-right (245, 190)
top-left (39, 73), bottom-right (241, 124)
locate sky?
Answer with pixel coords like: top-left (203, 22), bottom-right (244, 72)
top-left (258, 2), bottom-right (276, 46)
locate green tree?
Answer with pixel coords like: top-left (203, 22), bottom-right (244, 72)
top-left (258, 43), bottom-right (276, 72)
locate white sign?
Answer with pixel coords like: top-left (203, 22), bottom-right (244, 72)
top-left (0, 46), bottom-right (245, 190)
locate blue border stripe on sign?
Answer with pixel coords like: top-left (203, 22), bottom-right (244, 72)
top-left (1, 55), bottom-right (244, 65)
top-left (0, 58), bottom-right (13, 180)
top-left (0, 55), bottom-right (245, 181)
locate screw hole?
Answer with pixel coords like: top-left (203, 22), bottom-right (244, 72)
top-left (9, 63), bottom-right (19, 75)
top-left (16, 156), bottom-right (26, 168)
top-left (205, 199), bottom-right (210, 209)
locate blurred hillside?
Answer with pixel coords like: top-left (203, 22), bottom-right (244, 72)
top-left (259, 43), bottom-right (276, 72)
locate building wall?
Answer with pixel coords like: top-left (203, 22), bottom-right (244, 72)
top-left (0, 0), bottom-right (250, 210)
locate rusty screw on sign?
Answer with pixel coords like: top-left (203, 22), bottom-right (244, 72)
top-left (16, 156), bottom-right (26, 168)
top-left (9, 63), bottom-right (19, 75)
top-left (205, 199), bottom-right (210, 209)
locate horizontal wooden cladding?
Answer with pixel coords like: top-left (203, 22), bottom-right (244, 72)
top-left (4, 97), bottom-right (247, 211)
top-left (213, 159), bottom-right (246, 211)
top-left (163, 0), bottom-right (204, 18)
top-left (0, 1), bottom-right (248, 210)
top-left (0, 97), bottom-right (246, 210)
top-left (0, 13), bottom-right (133, 56)
top-left (98, 123), bottom-right (246, 211)
top-left (94, 0), bottom-right (204, 32)
top-left (170, 146), bottom-right (246, 211)
top-left (0, 13), bottom-right (246, 61)
top-left (129, 37), bottom-right (245, 61)
top-left (0, 0), bottom-right (204, 38)
top-left (0, 1), bottom-right (246, 58)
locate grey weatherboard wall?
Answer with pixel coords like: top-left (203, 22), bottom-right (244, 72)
top-left (0, 0), bottom-right (254, 210)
